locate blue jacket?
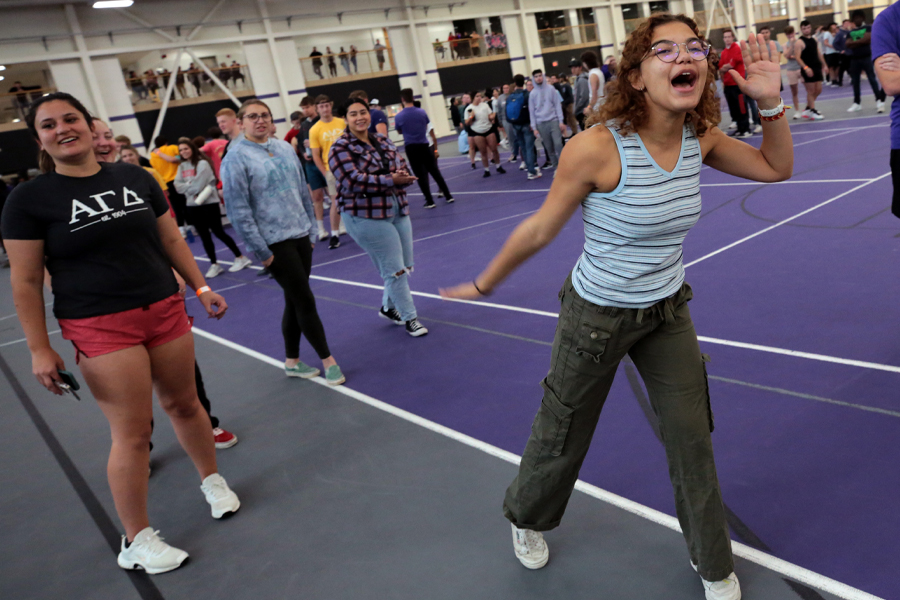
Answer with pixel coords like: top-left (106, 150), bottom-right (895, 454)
top-left (220, 137), bottom-right (317, 262)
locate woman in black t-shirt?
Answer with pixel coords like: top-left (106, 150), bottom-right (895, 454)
top-left (0, 93), bottom-right (239, 574)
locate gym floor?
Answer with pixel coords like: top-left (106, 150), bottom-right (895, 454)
top-left (0, 82), bottom-right (894, 600)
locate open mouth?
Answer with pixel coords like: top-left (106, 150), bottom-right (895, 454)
top-left (59, 136), bottom-right (78, 146)
top-left (671, 71), bottom-right (698, 89)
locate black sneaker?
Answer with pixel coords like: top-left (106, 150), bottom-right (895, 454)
top-left (257, 266), bottom-right (273, 278)
top-left (379, 306), bottom-right (403, 324)
top-left (483, 170), bottom-right (491, 178)
top-left (405, 318), bottom-right (429, 337)
top-left (541, 161), bottom-right (552, 169)
top-left (424, 200), bottom-right (436, 209)
top-left (496, 165), bottom-right (506, 174)
top-left (471, 163), bottom-right (477, 169)
top-left (445, 196), bottom-right (454, 203)
top-left (328, 235), bottom-right (340, 250)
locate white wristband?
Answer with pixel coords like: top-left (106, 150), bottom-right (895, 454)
top-left (758, 99), bottom-right (785, 118)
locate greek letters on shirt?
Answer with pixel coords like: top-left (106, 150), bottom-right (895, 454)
top-left (68, 186), bottom-right (148, 231)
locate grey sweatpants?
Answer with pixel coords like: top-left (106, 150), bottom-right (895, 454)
top-left (535, 119), bottom-right (564, 168)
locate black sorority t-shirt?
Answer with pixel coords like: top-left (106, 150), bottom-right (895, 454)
top-left (0, 162), bottom-right (178, 319)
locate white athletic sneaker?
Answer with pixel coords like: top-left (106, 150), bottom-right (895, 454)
top-left (227, 256), bottom-right (252, 272)
top-left (179, 226), bottom-right (188, 238)
top-left (727, 122), bottom-right (737, 130)
top-left (527, 171), bottom-right (542, 180)
top-left (318, 230), bottom-right (329, 241)
top-left (792, 111), bottom-right (802, 120)
top-left (200, 473), bottom-right (241, 519)
top-left (753, 124), bottom-right (763, 134)
top-left (519, 161), bottom-right (526, 170)
top-left (877, 100), bottom-right (886, 113)
top-left (809, 109), bottom-right (824, 120)
top-left (117, 527), bottom-right (188, 574)
top-left (338, 222), bottom-right (347, 236)
top-left (511, 523), bottom-right (549, 569)
top-left (205, 263), bottom-right (224, 278)
top-left (701, 572), bottom-right (742, 600)
top-left (847, 103), bottom-right (862, 112)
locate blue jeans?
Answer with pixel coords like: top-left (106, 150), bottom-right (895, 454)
top-left (342, 212), bottom-right (417, 321)
top-left (511, 124), bottom-right (537, 175)
top-left (503, 119), bottom-right (519, 159)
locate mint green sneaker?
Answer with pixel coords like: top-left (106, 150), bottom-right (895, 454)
top-left (285, 361), bottom-right (320, 379)
top-left (325, 365), bottom-right (345, 386)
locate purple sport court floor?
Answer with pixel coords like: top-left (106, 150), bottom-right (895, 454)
top-left (181, 105), bottom-right (895, 598)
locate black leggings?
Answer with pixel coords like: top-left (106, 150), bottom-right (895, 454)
top-left (166, 181), bottom-right (187, 226)
top-left (891, 149), bottom-right (900, 219)
top-left (268, 237), bottom-right (331, 360)
top-left (187, 204), bottom-right (240, 264)
top-left (406, 143), bottom-right (452, 202)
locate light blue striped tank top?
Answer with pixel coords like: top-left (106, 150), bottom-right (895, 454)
top-left (571, 124), bottom-right (702, 308)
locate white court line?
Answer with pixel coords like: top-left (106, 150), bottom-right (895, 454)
top-left (0, 302), bottom-right (53, 322)
top-left (312, 209), bottom-right (537, 269)
top-left (683, 173), bottom-right (892, 268)
top-left (0, 329), bottom-right (60, 348)
top-left (190, 325), bottom-right (883, 600)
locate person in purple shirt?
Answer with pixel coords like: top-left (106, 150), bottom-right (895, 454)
top-left (394, 88), bottom-right (454, 208)
top-left (873, 2), bottom-right (900, 216)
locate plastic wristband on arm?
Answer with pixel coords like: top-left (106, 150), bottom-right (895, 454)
top-left (196, 286), bottom-right (211, 297)
top-left (758, 99), bottom-right (786, 122)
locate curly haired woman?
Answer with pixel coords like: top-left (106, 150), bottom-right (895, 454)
top-left (442, 14), bottom-right (792, 599)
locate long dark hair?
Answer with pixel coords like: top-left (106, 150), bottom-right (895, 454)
top-left (176, 136), bottom-right (213, 174)
top-left (26, 92), bottom-right (95, 174)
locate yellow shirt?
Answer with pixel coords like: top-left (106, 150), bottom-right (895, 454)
top-left (144, 167), bottom-right (168, 194)
top-left (149, 145), bottom-right (180, 182)
top-left (309, 118), bottom-right (346, 172)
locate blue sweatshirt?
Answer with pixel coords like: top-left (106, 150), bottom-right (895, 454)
top-left (528, 79), bottom-right (564, 125)
top-left (220, 137), bottom-right (317, 262)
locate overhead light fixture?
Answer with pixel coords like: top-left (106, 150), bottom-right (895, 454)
top-left (0, 76), bottom-right (4, 81)
top-left (12, 118), bottom-right (21, 123)
top-left (93, 1), bottom-right (134, 8)
top-left (0, 65), bottom-right (6, 71)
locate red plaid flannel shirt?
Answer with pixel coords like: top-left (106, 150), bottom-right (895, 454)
top-left (328, 131), bottom-right (412, 219)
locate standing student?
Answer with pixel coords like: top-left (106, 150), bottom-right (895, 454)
top-left (395, 88), bottom-right (454, 207)
top-left (349, 90), bottom-right (388, 135)
top-left (442, 17), bottom-right (792, 598)
top-left (2, 92), bottom-right (240, 575)
top-left (506, 74), bottom-right (541, 179)
top-left (374, 39), bottom-right (387, 70)
top-left (783, 26), bottom-right (804, 119)
top-left (873, 1), bottom-right (900, 216)
top-left (846, 9), bottom-right (888, 113)
top-left (329, 97), bottom-right (427, 337)
top-left (221, 99), bottom-right (345, 385)
top-left (293, 97), bottom-right (329, 242)
top-left (325, 47), bottom-right (338, 77)
top-left (571, 58), bottom-right (590, 132)
top-left (795, 20), bottom-right (826, 120)
top-left (350, 45), bottom-right (358, 73)
top-left (200, 127), bottom-right (228, 181)
top-left (719, 30), bottom-right (753, 135)
top-left (528, 70), bottom-right (566, 170)
top-left (150, 136), bottom-right (190, 230)
top-left (309, 95), bottom-right (347, 249)
top-left (582, 51), bottom-right (606, 114)
top-left (339, 47), bottom-right (351, 76)
top-left (174, 137), bottom-right (251, 278)
top-left (310, 47), bottom-right (324, 79)
top-left (465, 90), bottom-right (505, 177)
top-left (822, 23), bottom-right (841, 86)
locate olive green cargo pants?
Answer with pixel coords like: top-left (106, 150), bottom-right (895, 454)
top-left (503, 274), bottom-right (734, 582)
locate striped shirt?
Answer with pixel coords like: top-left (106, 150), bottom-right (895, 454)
top-left (571, 124), bottom-right (702, 308)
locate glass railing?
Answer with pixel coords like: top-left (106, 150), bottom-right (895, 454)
top-left (1, 86), bottom-right (56, 124)
top-left (803, 0), bottom-right (834, 14)
top-left (433, 36), bottom-right (509, 64)
top-left (300, 48), bottom-right (395, 83)
top-left (692, 8), bottom-right (737, 32)
top-left (848, 0), bottom-right (872, 6)
top-left (126, 64), bottom-right (252, 106)
top-left (753, 0), bottom-right (789, 22)
top-left (623, 17), bottom-right (649, 35)
top-left (537, 24), bottom-right (599, 50)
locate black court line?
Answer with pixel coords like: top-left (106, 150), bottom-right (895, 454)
top-left (623, 362), bottom-right (827, 600)
top-left (0, 352), bottom-right (166, 600)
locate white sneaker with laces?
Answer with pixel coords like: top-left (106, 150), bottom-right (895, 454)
top-left (511, 523), bottom-right (549, 569)
top-left (727, 122), bottom-right (737, 130)
top-left (519, 161), bottom-right (526, 170)
top-left (318, 230), bottom-right (329, 241)
top-left (701, 572), bottom-right (741, 600)
top-left (227, 256), bottom-right (252, 272)
top-left (205, 263), bottom-right (224, 278)
top-left (200, 473), bottom-right (241, 519)
top-left (753, 124), bottom-right (762, 134)
top-left (810, 109), bottom-right (824, 120)
top-left (877, 100), bottom-right (886, 113)
top-left (117, 527), bottom-right (188, 574)
top-left (847, 103), bottom-right (862, 112)
top-left (792, 111), bottom-right (801, 120)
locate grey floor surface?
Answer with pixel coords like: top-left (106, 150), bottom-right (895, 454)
top-left (0, 278), bottom-right (844, 600)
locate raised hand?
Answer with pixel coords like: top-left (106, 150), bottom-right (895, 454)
top-left (730, 34), bottom-right (782, 103)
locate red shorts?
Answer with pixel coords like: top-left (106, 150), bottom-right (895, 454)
top-left (58, 293), bottom-right (193, 362)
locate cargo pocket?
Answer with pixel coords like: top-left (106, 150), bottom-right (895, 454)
top-left (701, 353), bottom-right (714, 433)
top-left (574, 326), bottom-right (611, 365)
top-left (532, 380), bottom-right (576, 457)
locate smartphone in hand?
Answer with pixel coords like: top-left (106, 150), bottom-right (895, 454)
top-left (56, 369), bottom-right (81, 401)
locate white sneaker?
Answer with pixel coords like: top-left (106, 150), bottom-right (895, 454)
top-left (511, 523), bottom-right (549, 569)
top-left (527, 171), bottom-right (542, 180)
top-left (205, 263), bottom-right (224, 278)
top-left (727, 122), bottom-right (737, 130)
top-left (338, 222), bottom-right (347, 236)
top-left (200, 473), bottom-right (240, 519)
top-left (701, 572), bottom-right (742, 600)
top-left (847, 103), bottom-right (862, 112)
top-left (318, 230), bottom-right (329, 241)
top-left (179, 226), bottom-right (187, 238)
top-left (753, 124), bottom-right (762, 134)
top-left (117, 527), bottom-right (188, 574)
top-left (792, 111), bottom-right (801, 120)
top-left (227, 255), bottom-right (252, 272)
top-left (877, 100), bottom-right (886, 113)
top-left (519, 161), bottom-right (525, 170)
top-left (809, 109), bottom-right (824, 120)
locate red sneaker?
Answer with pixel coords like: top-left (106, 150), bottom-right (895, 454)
top-left (212, 427), bottom-right (238, 449)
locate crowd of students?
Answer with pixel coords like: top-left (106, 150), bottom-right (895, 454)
top-left (2, 8), bottom-right (899, 598)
